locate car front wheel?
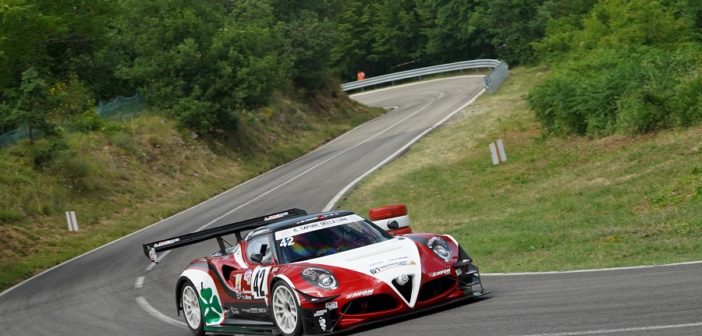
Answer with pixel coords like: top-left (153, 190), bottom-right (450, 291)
top-left (271, 281), bottom-right (303, 336)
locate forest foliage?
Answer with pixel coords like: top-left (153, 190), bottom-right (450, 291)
top-left (2, 0), bottom-right (702, 143)
top-left (528, 0), bottom-right (702, 135)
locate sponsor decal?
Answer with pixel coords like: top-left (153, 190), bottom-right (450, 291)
top-left (319, 317), bottom-right (327, 331)
top-left (325, 301), bottom-right (338, 310)
top-left (369, 261), bottom-right (416, 274)
top-left (346, 289), bottom-right (374, 299)
top-left (235, 274), bottom-right (243, 291)
top-left (198, 287), bottom-right (223, 325)
top-left (229, 307), bottom-right (240, 316)
top-left (244, 270), bottom-right (253, 284)
top-left (265, 212), bottom-right (288, 221)
top-left (313, 309), bottom-right (327, 317)
top-left (241, 307), bottom-right (266, 314)
top-left (154, 238), bottom-right (180, 248)
top-left (430, 268), bottom-right (451, 278)
top-left (274, 215), bottom-right (363, 240)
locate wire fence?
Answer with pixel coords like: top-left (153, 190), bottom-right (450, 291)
top-left (0, 94), bottom-right (144, 147)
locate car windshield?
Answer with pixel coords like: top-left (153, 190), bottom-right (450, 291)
top-left (274, 214), bottom-right (390, 263)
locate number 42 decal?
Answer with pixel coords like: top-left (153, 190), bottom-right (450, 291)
top-left (251, 266), bottom-right (271, 300)
top-left (279, 237), bottom-right (294, 247)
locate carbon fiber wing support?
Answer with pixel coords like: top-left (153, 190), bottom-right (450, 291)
top-left (142, 208), bottom-right (307, 263)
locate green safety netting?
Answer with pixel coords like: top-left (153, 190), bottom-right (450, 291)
top-left (0, 94), bottom-right (144, 147)
top-left (97, 93), bottom-right (144, 118)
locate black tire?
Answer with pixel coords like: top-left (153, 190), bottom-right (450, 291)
top-left (180, 280), bottom-right (205, 336)
top-left (270, 281), bottom-right (303, 336)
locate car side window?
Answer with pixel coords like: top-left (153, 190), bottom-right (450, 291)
top-left (246, 234), bottom-right (274, 264)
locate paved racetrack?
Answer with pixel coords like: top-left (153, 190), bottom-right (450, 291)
top-left (0, 76), bottom-right (700, 336)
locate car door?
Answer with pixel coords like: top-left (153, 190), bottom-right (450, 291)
top-left (232, 233), bottom-right (275, 320)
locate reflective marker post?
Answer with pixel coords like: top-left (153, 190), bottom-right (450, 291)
top-left (66, 211), bottom-right (79, 232)
top-left (496, 139), bottom-right (507, 162)
top-left (489, 143), bottom-right (499, 165)
top-left (489, 139), bottom-right (507, 166)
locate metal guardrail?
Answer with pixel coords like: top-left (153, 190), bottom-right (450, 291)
top-left (341, 59), bottom-right (509, 94)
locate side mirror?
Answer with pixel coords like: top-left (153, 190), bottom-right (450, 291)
top-left (250, 253), bottom-right (263, 263)
top-left (369, 204), bottom-right (413, 236)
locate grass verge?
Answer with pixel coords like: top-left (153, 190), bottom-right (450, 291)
top-left (340, 66), bottom-right (702, 272)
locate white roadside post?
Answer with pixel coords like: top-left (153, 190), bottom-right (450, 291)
top-left (65, 211), bottom-right (79, 232)
top-left (489, 142), bottom-right (500, 165)
top-left (496, 139), bottom-right (507, 162)
top-left (489, 139), bottom-right (507, 165)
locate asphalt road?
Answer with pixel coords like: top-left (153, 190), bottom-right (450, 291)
top-left (0, 76), bottom-right (700, 336)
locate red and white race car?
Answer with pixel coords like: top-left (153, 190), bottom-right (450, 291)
top-left (142, 205), bottom-right (486, 336)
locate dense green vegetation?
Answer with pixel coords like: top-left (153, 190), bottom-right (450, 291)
top-left (3, 0), bottom-right (702, 140)
top-left (529, 0), bottom-right (702, 135)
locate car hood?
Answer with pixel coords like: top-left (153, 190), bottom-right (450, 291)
top-left (309, 237), bottom-right (422, 307)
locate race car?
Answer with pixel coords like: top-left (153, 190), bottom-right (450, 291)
top-left (142, 205), bottom-right (487, 336)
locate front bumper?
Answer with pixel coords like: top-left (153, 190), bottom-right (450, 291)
top-left (299, 261), bottom-right (488, 334)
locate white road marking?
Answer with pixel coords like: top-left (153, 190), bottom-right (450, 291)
top-left (323, 88), bottom-right (486, 211)
top-left (134, 276), bottom-right (144, 289)
top-left (511, 321), bottom-right (702, 336)
top-left (135, 296), bottom-right (187, 329)
top-left (484, 260), bottom-right (702, 276)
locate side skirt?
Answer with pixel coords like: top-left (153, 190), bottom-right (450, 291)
top-left (204, 319), bottom-right (277, 335)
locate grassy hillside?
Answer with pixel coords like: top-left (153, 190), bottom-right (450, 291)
top-left (0, 91), bottom-right (382, 290)
top-left (340, 67), bottom-right (702, 272)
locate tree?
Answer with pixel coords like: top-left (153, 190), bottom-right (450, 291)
top-left (10, 68), bottom-right (55, 143)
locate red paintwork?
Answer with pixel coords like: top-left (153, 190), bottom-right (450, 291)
top-left (368, 204), bottom-right (407, 220)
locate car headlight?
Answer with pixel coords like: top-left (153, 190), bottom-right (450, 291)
top-left (301, 267), bottom-right (338, 290)
top-left (427, 236), bottom-right (451, 261)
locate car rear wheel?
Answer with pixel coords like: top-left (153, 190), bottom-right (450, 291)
top-left (181, 280), bottom-right (205, 336)
top-left (271, 281), bottom-right (303, 336)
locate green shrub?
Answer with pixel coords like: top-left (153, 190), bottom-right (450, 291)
top-left (51, 150), bottom-right (101, 193)
top-left (74, 112), bottom-right (105, 132)
top-left (28, 138), bottom-right (69, 168)
top-left (529, 47), bottom-right (702, 136)
top-left (0, 208), bottom-right (21, 224)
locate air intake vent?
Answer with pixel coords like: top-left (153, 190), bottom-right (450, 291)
top-left (391, 275), bottom-right (413, 303)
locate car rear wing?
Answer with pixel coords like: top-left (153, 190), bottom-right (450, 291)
top-left (142, 208), bottom-right (307, 263)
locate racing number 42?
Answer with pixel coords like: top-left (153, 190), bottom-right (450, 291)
top-left (251, 267), bottom-right (270, 299)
